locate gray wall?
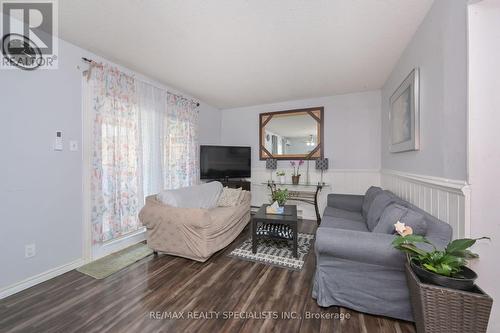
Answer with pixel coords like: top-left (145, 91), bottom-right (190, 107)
top-left (0, 38), bottom-right (220, 291)
top-left (381, 0), bottom-right (468, 181)
top-left (221, 90), bottom-right (381, 170)
top-left (198, 104), bottom-right (222, 145)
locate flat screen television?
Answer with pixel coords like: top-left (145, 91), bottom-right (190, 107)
top-left (200, 145), bottom-right (251, 179)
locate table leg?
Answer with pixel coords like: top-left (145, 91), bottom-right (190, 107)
top-left (293, 222), bottom-right (298, 258)
top-left (314, 185), bottom-right (322, 225)
top-left (252, 219), bottom-right (257, 254)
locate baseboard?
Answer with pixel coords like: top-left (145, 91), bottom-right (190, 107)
top-left (92, 228), bottom-right (146, 260)
top-left (0, 258), bottom-right (84, 300)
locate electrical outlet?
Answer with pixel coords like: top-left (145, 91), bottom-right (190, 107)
top-left (25, 244), bottom-right (36, 258)
top-left (69, 140), bottom-right (78, 152)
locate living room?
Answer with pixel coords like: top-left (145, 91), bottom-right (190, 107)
top-left (1, 0), bottom-right (499, 332)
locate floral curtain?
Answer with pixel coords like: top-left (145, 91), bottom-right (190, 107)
top-left (165, 93), bottom-right (200, 189)
top-left (89, 64), bottom-right (143, 243)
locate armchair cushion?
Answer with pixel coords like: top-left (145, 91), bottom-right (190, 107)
top-left (217, 187), bottom-right (243, 207)
top-left (157, 181), bottom-right (222, 209)
top-left (361, 186), bottom-right (382, 218)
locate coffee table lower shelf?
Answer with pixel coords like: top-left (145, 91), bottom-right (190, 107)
top-left (251, 205), bottom-right (298, 258)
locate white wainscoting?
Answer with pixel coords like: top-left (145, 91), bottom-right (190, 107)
top-left (249, 168), bottom-right (380, 220)
top-left (381, 169), bottom-right (470, 239)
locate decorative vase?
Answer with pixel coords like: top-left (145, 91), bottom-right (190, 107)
top-left (292, 175), bottom-right (300, 185)
top-left (279, 176), bottom-right (285, 184)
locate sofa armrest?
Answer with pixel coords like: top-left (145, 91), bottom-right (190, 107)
top-left (315, 227), bottom-right (405, 269)
top-left (139, 196), bottom-right (210, 229)
top-left (326, 194), bottom-right (364, 213)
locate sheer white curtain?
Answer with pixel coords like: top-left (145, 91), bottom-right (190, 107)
top-left (165, 93), bottom-right (200, 189)
top-left (137, 81), bottom-right (167, 196)
top-left (138, 83), bottom-right (200, 194)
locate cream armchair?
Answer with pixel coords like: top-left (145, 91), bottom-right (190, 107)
top-left (139, 191), bottom-right (251, 262)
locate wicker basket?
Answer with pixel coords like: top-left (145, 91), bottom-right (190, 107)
top-left (405, 263), bottom-right (493, 333)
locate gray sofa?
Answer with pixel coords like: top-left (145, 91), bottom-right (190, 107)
top-left (312, 186), bottom-right (452, 321)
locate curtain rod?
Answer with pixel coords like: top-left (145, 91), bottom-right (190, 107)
top-left (81, 57), bottom-right (200, 107)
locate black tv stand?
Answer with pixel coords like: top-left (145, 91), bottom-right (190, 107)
top-left (208, 178), bottom-right (251, 191)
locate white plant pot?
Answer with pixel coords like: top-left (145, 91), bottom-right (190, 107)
top-left (279, 176), bottom-right (285, 184)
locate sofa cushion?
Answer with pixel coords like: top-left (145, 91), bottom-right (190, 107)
top-left (321, 216), bottom-right (369, 232)
top-left (374, 204), bottom-right (427, 236)
top-left (157, 181), bottom-right (223, 209)
top-left (366, 191), bottom-right (398, 231)
top-left (217, 187), bottom-right (243, 207)
top-left (361, 186), bottom-right (383, 218)
top-left (323, 207), bottom-right (364, 222)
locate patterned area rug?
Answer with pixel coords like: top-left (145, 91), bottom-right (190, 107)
top-left (228, 233), bottom-right (314, 271)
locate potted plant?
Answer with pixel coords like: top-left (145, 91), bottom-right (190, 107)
top-left (392, 222), bottom-right (489, 290)
top-left (290, 160), bottom-right (304, 185)
top-left (276, 170), bottom-right (286, 184)
top-left (392, 222), bottom-right (493, 333)
top-left (271, 188), bottom-right (289, 207)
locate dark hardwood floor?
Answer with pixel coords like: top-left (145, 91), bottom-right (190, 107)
top-left (0, 220), bottom-right (416, 333)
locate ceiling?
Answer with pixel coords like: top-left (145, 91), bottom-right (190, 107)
top-left (58, 0), bottom-right (434, 109)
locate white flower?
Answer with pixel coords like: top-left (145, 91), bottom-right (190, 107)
top-left (394, 221), bottom-right (413, 236)
top-left (394, 221), bottom-right (406, 235)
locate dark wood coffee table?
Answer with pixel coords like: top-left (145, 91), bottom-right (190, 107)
top-left (252, 204), bottom-right (298, 258)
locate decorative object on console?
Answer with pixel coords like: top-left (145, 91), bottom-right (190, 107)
top-left (290, 160), bottom-right (303, 185)
top-left (389, 68), bottom-right (420, 153)
top-left (315, 158), bottom-right (329, 185)
top-left (266, 158), bottom-right (277, 182)
top-left (276, 170), bottom-right (286, 184)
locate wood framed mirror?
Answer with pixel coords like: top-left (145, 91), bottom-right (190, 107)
top-left (259, 107), bottom-right (324, 160)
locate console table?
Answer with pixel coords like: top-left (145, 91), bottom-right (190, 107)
top-left (264, 182), bottom-right (329, 224)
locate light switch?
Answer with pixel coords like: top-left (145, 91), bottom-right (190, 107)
top-left (54, 131), bottom-right (63, 151)
top-left (69, 140), bottom-right (79, 152)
